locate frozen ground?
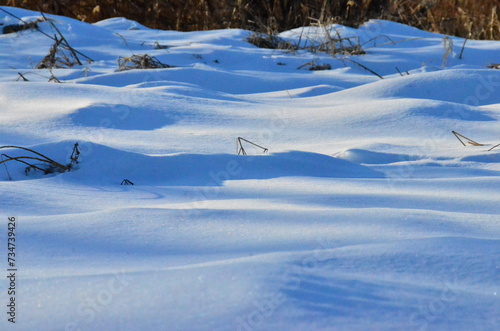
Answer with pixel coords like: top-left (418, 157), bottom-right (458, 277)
top-left (0, 6), bottom-right (499, 331)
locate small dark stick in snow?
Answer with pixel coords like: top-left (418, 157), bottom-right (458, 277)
top-left (236, 137), bottom-right (268, 155)
top-left (69, 143), bottom-right (81, 167)
top-left (451, 131), bottom-right (484, 147)
top-left (487, 143), bottom-right (500, 151)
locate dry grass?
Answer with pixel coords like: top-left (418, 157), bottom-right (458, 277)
top-left (117, 54), bottom-right (172, 71)
top-left (2, 0), bottom-right (499, 40)
top-left (297, 60), bottom-right (332, 71)
top-left (247, 33), bottom-right (295, 50)
top-left (36, 37), bottom-right (79, 69)
top-left (0, 145), bottom-right (71, 176)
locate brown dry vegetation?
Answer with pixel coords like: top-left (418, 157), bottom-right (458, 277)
top-left (2, 0), bottom-right (499, 40)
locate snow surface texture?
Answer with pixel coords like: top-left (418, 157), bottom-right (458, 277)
top-left (0, 7), bottom-right (499, 331)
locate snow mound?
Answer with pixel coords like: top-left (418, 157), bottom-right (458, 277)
top-left (328, 69), bottom-right (500, 106)
top-left (76, 67), bottom-right (362, 94)
top-left (1, 6), bottom-right (499, 331)
top-left (0, 141), bottom-right (384, 184)
top-left (336, 149), bottom-right (422, 164)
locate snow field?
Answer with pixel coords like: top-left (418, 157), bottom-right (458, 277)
top-left (0, 6), bottom-right (499, 331)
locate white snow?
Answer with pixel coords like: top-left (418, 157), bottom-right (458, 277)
top-left (0, 6), bottom-right (499, 331)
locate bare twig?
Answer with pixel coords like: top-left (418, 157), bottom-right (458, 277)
top-left (48, 69), bottom-right (62, 83)
top-left (395, 67), bottom-right (410, 76)
top-left (452, 131), bottom-right (484, 146)
top-left (69, 143), bottom-right (81, 166)
top-left (342, 58), bottom-right (384, 79)
top-left (0, 146), bottom-right (68, 171)
top-left (487, 143), bottom-right (500, 151)
top-left (236, 137), bottom-right (268, 155)
top-left (458, 36), bottom-right (469, 59)
top-left (116, 33), bottom-right (134, 55)
top-left (17, 72), bottom-right (29, 81)
top-left (297, 60), bottom-right (315, 70)
top-left (1, 154), bottom-right (13, 180)
top-left (0, 155), bottom-right (54, 173)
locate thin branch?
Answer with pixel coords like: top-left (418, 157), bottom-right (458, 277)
top-left (342, 57), bottom-right (383, 79)
top-left (0, 146), bottom-right (68, 171)
top-left (451, 131), bottom-right (484, 146)
top-left (237, 137), bottom-right (268, 155)
top-left (0, 155), bottom-right (56, 173)
top-left (1, 154), bottom-right (12, 180)
top-left (458, 36), bottom-right (469, 60)
top-left (116, 33), bottom-right (134, 55)
top-left (488, 143), bottom-right (500, 151)
top-left (17, 72), bottom-right (29, 81)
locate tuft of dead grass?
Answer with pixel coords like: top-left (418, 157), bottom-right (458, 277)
top-left (248, 19), bottom-right (365, 57)
top-left (117, 54), bottom-right (173, 71)
top-left (36, 36), bottom-right (80, 69)
top-left (297, 60), bottom-right (332, 71)
top-left (247, 32), bottom-right (295, 50)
